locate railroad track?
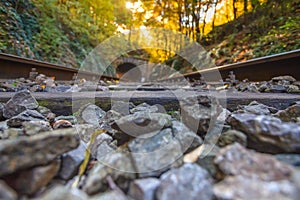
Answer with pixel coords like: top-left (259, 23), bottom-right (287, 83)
top-left (1, 49), bottom-right (299, 83)
top-left (1, 49), bottom-right (300, 200)
top-left (161, 49), bottom-right (300, 82)
top-left (0, 53), bottom-right (119, 81)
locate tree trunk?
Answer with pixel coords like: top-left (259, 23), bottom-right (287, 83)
top-left (244, 0), bottom-right (248, 13)
top-left (191, 0), bottom-right (196, 41)
top-left (178, 0), bottom-right (183, 32)
top-left (195, 0), bottom-right (202, 43)
top-left (233, 0), bottom-right (237, 20)
top-left (212, 0), bottom-right (218, 31)
top-left (201, 3), bottom-right (209, 38)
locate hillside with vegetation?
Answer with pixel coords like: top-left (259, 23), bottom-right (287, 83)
top-left (204, 0), bottom-right (300, 65)
top-left (0, 0), bottom-right (299, 70)
top-left (0, 0), bottom-right (130, 67)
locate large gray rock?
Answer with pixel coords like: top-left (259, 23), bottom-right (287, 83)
top-left (274, 102), bottom-right (300, 123)
top-left (287, 85), bottom-right (300, 93)
top-left (196, 146), bottom-right (220, 179)
top-left (95, 141), bottom-right (116, 160)
top-left (171, 120), bottom-right (202, 153)
top-left (128, 178), bottom-right (160, 200)
top-left (269, 84), bottom-right (287, 93)
top-left (81, 128), bottom-right (117, 160)
top-left (156, 163), bottom-right (213, 200)
top-left (128, 128), bottom-right (182, 177)
top-left (130, 103), bottom-right (163, 114)
top-left (237, 101), bottom-right (278, 115)
top-left (7, 110), bottom-right (46, 128)
top-left (3, 90), bottom-right (39, 119)
top-left (3, 160), bottom-right (60, 195)
top-left (272, 75), bottom-right (296, 83)
top-left (214, 143), bottom-right (294, 181)
top-left (217, 129), bottom-right (247, 147)
top-left (76, 104), bottom-right (106, 126)
top-left (37, 185), bottom-right (88, 200)
top-left (0, 180), bottom-right (17, 200)
top-left (83, 152), bottom-right (136, 195)
top-left (102, 110), bottom-right (122, 125)
top-left (90, 133), bottom-right (114, 158)
top-left (112, 112), bottom-right (172, 137)
top-left (22, 121), bottom-right (52, 135)
top-left (111, 101), bottom-right (135, 116)
top-left (1, 128), bottom-right (22, 139)
top-left (214, 175), bottom-right (299, 200)
top-left (214, 144), bottom-right (300, 199)
top-left (74, 124), bottom-right (97, 143)
top-left (228, 113), bottom-right (300, 153)
top-left (181, 96), bottom-right (222, 137)
top-left (36, 106), bottom-right (53, 118)
top-left (0, 128), bottom-right (80, 176)
top-left (57, 141), bottom-right (86, 180)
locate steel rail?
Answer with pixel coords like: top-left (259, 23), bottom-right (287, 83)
top-left (0, 53), bottom-right (119, 81)
top-left (161, 49), bottom-right (300, 82)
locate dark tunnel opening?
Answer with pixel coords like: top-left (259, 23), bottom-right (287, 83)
top-left (116, 62), bottom-right (142, 82)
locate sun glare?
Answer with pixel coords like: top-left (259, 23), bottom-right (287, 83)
top-left (126, 1), bottom-right (144, 13)
top-left (126, 2), bottom-right (132, 9)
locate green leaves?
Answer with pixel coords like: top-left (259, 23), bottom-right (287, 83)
top-left (0, 0), bottom-right (122, 67)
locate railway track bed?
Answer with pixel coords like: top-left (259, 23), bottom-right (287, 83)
top-left (0, 91), bottom-right (299, 115)
top-left (0, 89), bottom-right (300, 199)
top-left (0, 49), bottom-right (300, 199)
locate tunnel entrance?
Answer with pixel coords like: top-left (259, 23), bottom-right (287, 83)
top-left (116, 62), bottom-right (142, 82)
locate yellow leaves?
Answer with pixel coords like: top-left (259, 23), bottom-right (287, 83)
top-left (72, 129), bottom-right (106, 188)
top-left (146, 49), bottom-right (176, 62)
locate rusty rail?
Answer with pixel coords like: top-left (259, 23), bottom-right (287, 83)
top-left (0, 53), bottom-right (119, 81)
top-left (162, 49), bottom-right (300, 82)
top-left (1, 49), bottom-right (299, 82)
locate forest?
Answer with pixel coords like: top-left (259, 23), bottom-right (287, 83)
top-left (0, 0), bottom-right (299, 70)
